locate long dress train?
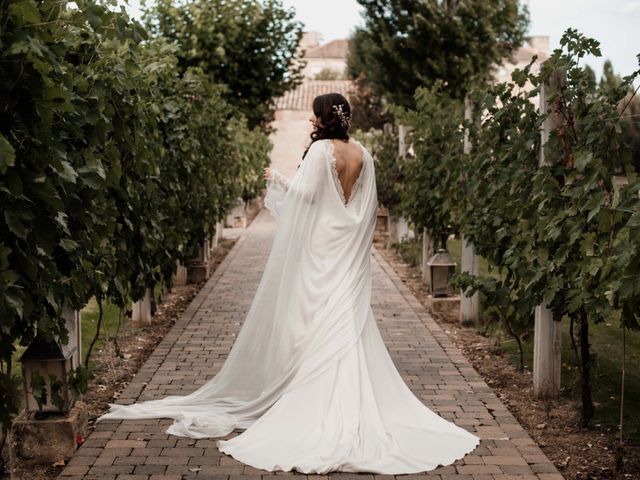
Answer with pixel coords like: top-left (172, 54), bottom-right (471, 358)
top-left (97, 138), bottom-right (481, 474)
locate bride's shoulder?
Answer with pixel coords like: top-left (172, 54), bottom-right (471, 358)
top-left (308, 139), bottom-right (331, 155)
top-left (351, 139), bottom-right (371, 161)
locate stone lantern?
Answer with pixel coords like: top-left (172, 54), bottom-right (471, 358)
top-left (20, 338), bottom-right (76, 413)
top-left (427, 248), bottom-right (457, 297)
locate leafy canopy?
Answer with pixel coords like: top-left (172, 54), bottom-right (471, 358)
top-left (0, 0), bottom-right (270, 434)
top-left (145, 0), bottom-right (304, 129)
top-left (348, 0), bottom-right (529, 107)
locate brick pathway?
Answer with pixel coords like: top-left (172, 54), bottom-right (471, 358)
top-left (59, 210), bottom-right (564, 480)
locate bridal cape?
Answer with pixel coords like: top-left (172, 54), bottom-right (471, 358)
top-left (98, 139), bottom-right (481, 474)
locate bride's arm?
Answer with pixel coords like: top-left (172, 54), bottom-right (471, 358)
top-left (264, 142), bottom-right (326, 219)
top-left (266, 168), bottom-right (290, 191)
top-left (264, 168), bottom-right (290, 218)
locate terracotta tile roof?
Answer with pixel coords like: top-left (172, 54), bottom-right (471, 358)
top-left (305, 39), bottom-right (350, 59)
top-left (275, 80), bottom-right (353, 111)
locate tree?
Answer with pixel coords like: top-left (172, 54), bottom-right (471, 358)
top-left (400, 29), bottom-right (640, 427)
top-left (0, 0), bottom-right (270, 446)
top-left (346, 28), bottom-right (393, 131)
top-left (354, 128), bottom-right (402, 211)
top-left (145, 0), bottom-right (304, 130)
top-left (583, 65), bottom-right (597, 94)
top-left (596, 59), bottom-right (640, 172)
top-left (600, 59), bottom-right (622, 91)
top-left (348, 75), bottom-right (393, 131)
top-left (348, 0), bottom-right (529, 108)
top-left (394, 84), bottom-right (465, 246)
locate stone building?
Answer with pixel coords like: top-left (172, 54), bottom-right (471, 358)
top-left (301, 38), bottom-right (349, 80)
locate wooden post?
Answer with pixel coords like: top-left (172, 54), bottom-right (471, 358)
top-left (533, 68), bottom-right (565, 398)
top-left (132, 288), bottom-right (152, 325)
top-left (460, 96), bottom-right (480, 325)
top-left (421, 227), bottom-right (435, 287)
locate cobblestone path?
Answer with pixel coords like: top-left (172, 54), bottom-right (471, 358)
top-left (59, 210), bottom-right (564, 480)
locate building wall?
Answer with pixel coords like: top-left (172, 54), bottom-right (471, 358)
top-left (269, 110), bottom-right (313, 177)
top-left (494, 36), bottom-right (550, 103)
top-left (302, 58), bottom-right (348, 79)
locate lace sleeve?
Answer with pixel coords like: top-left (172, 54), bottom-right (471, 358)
top-left (264, 168), bottom-right (290, 219)
top-left (268, 169), bottom-right (289, 192)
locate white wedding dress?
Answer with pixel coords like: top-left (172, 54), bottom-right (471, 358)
top-left (98, 138), bottom-right (480, 474)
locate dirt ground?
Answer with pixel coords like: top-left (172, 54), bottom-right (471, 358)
top-left (4, 236), bottom-right (238, 480)
top-left (374, 236), bottom-right (640, 480)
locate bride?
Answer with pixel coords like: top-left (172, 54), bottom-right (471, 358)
top-left (98, 92), bottom-right (481, 474)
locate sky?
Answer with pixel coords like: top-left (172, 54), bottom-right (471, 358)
top-left (280, 0), bottom-right (640, 79)
top-left (125, 0), bottom-right (640, 79)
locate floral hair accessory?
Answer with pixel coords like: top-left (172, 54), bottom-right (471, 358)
top-left (332, 104), bottom-right (351, 129)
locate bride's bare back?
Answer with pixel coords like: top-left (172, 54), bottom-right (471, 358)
top-left (331, 139), bottom-right (364, 204)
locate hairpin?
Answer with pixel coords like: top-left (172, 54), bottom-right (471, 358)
top-left (332, 104), bottom-right (351, 129)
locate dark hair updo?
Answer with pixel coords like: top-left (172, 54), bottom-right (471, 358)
top-left (302, 92), bottom-right (351, 159)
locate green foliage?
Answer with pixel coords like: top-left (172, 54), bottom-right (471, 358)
top-left (145, 0), bottom-right (304, 130)
top-left (349, 73), bottom-right (393, 131)
top-left (623, 92), bottom-right (640, 172)
top-left (454, 272), bottom-right (531, 370)
top-left (600, 59), bottom-right (622, 91)
top-left (348, 0), bottom-right (529, 107)
top-left (0, 373), bottom-right (21, 430)
top-left (0, 0), bottom-right (271, 433)
top-left (232, 119), bottom-right (273, 201)
top-left (394, 85), bottom-right (465, 247)
top-left (352, 128), bottom-right (402, 212)
top-left (29, 372), bottom-right (47, 412)
top-left (399, 27), bottom-right (640, 425)
top-left (68, 365), bottom-right (93, 399)
top-left (392, 236), bottom-right (422, 268)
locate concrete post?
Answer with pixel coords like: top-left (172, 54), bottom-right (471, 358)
top-left (217, 220), bottom-right (224, 242)
top-left (460, 235), bottom-right (480, 326)
top-left (131, 288), bottom-right (152, 325)
top-left (225, 197), bottom-right (247, 228)
top-left (203, 236), bottom-right (210, 264)
top-left (533, 296), bottom-right (562, 397)
top-left (533, 67), bottom-right (565, 398)
top-left (460, 96), bottom-right (480, 325)
top-left (212, 220), bottom-right (223, 249)
top-left (398, 124), bottom-right (412, 158)
top-left (173, 260), bottom-right (188, 287)
top-left (61, 303), bottom-right (81, 368)
top-left (187, 242), bottom-right (210, 283)
top-left (421, 227), bottom-right (435, 287)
